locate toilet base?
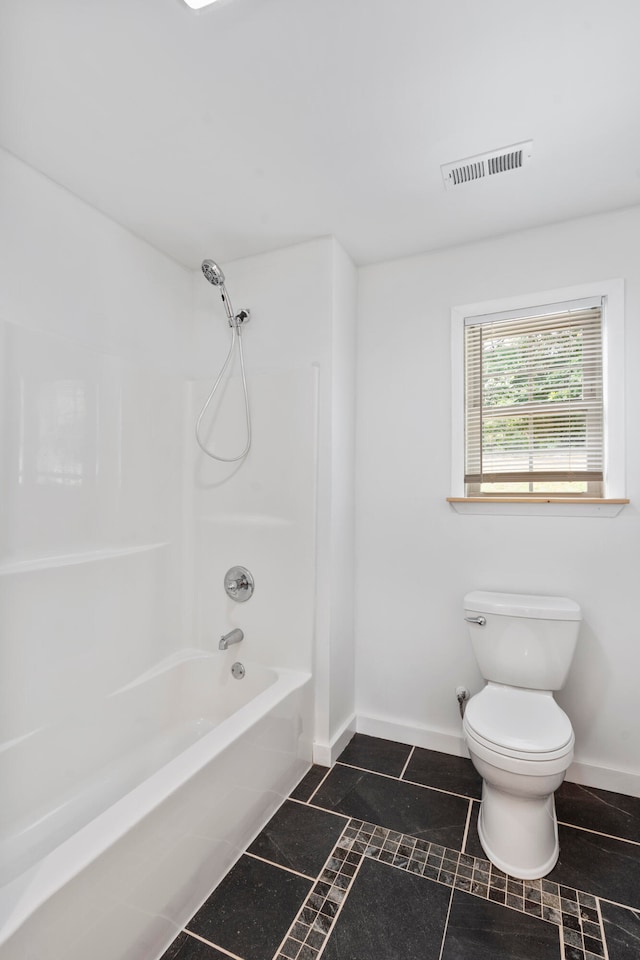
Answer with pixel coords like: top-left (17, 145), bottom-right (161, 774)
top-left (477, 781), bottom-right (560, 880)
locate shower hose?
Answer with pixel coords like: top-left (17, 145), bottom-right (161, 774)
top-left (195, 318), bottom-right (251, 462)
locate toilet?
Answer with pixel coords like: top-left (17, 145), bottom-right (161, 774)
top-left (462, 590), bottom-right (581, 880)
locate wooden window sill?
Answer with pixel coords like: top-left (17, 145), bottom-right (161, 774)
top-left (447, 498), bottom-right (629, 504)
top-left (447, 497), bottom-right (629, 517)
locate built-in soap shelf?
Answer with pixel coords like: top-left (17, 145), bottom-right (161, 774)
top-left (0, 542), bottom-right (170, 576)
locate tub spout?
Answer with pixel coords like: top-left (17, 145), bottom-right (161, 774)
top-left (219, 628), bottom-right (244, 650)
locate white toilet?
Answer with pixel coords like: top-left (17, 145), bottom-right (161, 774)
top-left (462, 590), bottom-right (581, 880)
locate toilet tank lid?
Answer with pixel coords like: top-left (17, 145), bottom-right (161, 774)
top-left (464, 591), bottom-right (581, 621)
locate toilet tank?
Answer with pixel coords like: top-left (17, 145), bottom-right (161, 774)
top-left (464, 591), bottom-right (581, 691)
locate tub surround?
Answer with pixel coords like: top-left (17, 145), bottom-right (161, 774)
top-left (0, 152), bottom-right (357, 960)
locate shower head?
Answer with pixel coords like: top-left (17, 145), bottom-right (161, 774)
top-left (200, 256), bottom-right (250, 329)
top-left (201, 259), bottom-right (226, 286)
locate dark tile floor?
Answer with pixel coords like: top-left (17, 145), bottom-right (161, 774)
top-left (161, 733), bottom-right (640, 960)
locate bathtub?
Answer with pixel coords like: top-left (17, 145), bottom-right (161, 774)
top-left (0, 649), bottom-right (313, 960)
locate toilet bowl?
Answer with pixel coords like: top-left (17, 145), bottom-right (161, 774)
top-left (462, 591), bottom-right (581, 880)
top-left (463, 683), bottom-right (574, 878)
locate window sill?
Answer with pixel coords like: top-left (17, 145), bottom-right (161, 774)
top-left (446, 498), bottom-right (629, 517)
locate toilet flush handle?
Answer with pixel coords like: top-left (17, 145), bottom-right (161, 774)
top-left (464, 615), bottom-right (486, 626)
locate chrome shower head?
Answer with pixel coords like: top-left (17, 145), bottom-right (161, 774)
top-left (200, 256), bottom-right (250, 329)
top-left (201, 259), bottom-right (226, 286)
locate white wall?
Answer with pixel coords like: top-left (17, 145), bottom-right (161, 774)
top-left (190, 237), bottom-right (357, 759)
top-left (0, 147), bottom-right (192, 740)
top-left (356, 205), bottom-right (640, 796)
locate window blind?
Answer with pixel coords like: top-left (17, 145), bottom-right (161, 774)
top-left (464, 300), bottom-right (604, 496)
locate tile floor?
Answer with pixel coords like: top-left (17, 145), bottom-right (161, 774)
top-left (162, 734), bottom-right (640, 960)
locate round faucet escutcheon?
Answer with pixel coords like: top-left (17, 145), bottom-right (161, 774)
top-left (224, 566), bottom-right (254, 602)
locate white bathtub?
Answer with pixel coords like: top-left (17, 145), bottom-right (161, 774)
top-left (0, 649), bottom-right (312, 960)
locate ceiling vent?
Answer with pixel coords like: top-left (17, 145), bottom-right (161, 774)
top-left (441, 140), bottom-right (533, 190)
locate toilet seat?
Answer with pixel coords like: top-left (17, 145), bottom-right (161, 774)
top-left (464, 723), bottom-right (574, 779)
top-left (464, 683), bottom-right (573, 761)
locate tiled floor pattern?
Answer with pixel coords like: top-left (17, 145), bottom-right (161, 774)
top-left (162, 735), bottom-right (640, 960)
top-left (271, 819), bottom-right (607, 960)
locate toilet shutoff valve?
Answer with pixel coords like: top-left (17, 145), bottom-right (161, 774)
top-left (456, 686), bottom-right (470, 718)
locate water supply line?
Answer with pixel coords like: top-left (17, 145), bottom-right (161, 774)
top-left (456, 686), bottom-right (470, 718)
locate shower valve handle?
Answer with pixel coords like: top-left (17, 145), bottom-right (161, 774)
top-left (227, 576), bottom-right (246, 591)
top-left (224, 566), bottom-right (255, 602)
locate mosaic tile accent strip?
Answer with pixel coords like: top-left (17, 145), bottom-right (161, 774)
top-left (355, 821), bottom-right (607, 960)
top-left (274, 821), bottom-right (365, 960)
top-left (273, 818), bottom-right (609, 960)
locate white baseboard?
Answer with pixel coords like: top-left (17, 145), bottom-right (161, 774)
top-left (566, 759), bottom-right (640, 799)
top-left (355, 713), bottom-right (640, 798)
top-left (356, 714), bottom-right (469, 758)
top-left (313, 713), bottom-right (356, 767)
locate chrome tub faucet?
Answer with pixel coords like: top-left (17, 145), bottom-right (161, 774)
top-left (219, 628), bottom-right (244, 650)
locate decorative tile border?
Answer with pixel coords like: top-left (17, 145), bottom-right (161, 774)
top-left (273, 819), bottom-right (608, 960)
top-left (273, 822), bottom-right (366, 960)
top-left (355, 820), bottom-right (606, 960)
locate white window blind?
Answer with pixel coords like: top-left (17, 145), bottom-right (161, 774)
top-left (464, 298), bottom-right (604, 496)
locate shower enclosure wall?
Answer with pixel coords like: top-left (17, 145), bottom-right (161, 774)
top-left (0, 149), bottom-right (356, 960)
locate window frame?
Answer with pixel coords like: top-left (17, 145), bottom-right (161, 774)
top-left (450, 279), bottom-right (626, 505)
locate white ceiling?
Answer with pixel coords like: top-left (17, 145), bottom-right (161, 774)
top-left (2, 0), bottom-right (640, 269)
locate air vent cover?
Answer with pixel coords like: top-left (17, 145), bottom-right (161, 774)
top-left (441, 140), bottom-right (533, 190)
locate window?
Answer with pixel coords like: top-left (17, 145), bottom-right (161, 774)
top-left (464, 298), bottom-right (603, 496)
top-left (451, 280), bottom-right (626, 504)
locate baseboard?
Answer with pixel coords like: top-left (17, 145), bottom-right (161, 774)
top-left (355, 714), bottom-right (640, 798)
top-left (566, 759), bottom-right (640, 799)
top-left (356, 714), bottom-right (469, 758)
top-left (313, 713), bottom-right (356, 766)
